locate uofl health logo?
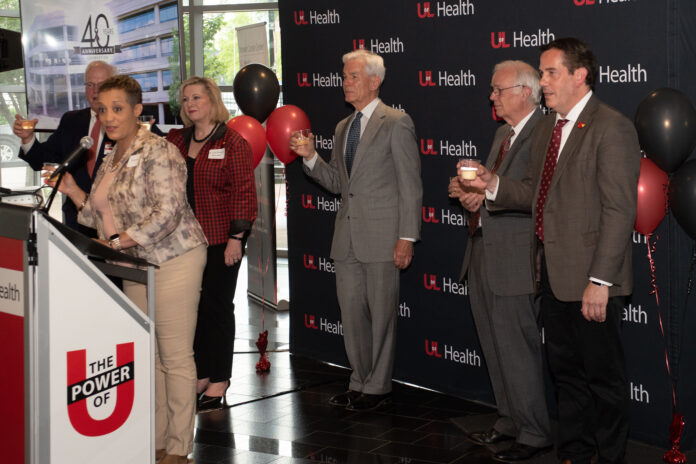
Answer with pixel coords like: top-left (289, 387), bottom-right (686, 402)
top-left (304, 314), bottom-right (319, 329)
top-left (66, 342), bottom-right (135, 437)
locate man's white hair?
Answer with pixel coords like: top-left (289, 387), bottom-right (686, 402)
top-left (342, 50), bottom-right (386, 83)
top-left (493, 60), bottom-right (541, 105)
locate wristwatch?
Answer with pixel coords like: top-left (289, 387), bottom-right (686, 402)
top-left (108, 233), bottom-right (123, 251)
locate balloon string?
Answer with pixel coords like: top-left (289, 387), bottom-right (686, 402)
top-left (648, 233), bottom-right (676, 408)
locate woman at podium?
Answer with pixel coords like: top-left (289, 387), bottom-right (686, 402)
top-left (167, 77), bottom-right (257, 412)
top-left (46, 75), bottom-right (207, 464)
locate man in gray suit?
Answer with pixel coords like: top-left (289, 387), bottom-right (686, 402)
top-left (290, 50), bottom-right (422, 411)
top-left (470, 38), bottom-right (640, 464)
top-left (449, 60), bottom-right (551, 462)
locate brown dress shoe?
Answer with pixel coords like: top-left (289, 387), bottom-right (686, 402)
top-left (156, 449), bottom-right (166, 461)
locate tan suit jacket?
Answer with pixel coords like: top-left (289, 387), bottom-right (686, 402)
top-left (493, 95), bottom-right (641, 301)
top-left (304, 100), bottom-right (422, 263)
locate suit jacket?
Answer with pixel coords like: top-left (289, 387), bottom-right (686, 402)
top-left (304, 100), bottom-right (422, 263)
top-left (167, 124), bottom-right (257, 246)
top-left (460, 109), bottom-right (541, 296)
top-left (493, 95), bottom-right (641, 301)
top-left (19, 108), bottom-right (112, 232)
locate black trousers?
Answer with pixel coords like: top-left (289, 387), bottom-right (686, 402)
top-left (193, 242), bottom-right (243, 382)
top-left (539, 251), bottom-right (629, 464)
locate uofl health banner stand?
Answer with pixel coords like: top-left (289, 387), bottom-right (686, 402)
top-left (281, 0), bottom-right (696, 450)
top-left (0, 204), bottom-right (155, 463)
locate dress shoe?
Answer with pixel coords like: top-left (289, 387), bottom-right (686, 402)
top-left (197, 380), bottom-right (230, 413)
top-left (493, 442), bottom-right (552, 461)
top-left (468, 428), bottom-right (514, 445)
top-left (156, 448), bottom-right (166, 462)
top-left (158, 454), bottom-right (190, 464)
top-left (328, 390), bottom-right (361, 407)
top-left (346, 393), bottom-right (391, 411)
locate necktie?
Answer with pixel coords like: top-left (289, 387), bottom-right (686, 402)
top-left (468, 128), bottom-right (514, 236)
top-left (86, 119), bottom-right (101, 177)
top-left (344, 111), bottom-right (362, 176)
top-left (535, 119), bottom-right (569, 242)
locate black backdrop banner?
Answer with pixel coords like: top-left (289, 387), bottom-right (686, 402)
top-left (279, 0), bottom-right (696, 449)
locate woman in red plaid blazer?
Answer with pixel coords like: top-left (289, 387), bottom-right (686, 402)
top-left (167, 77), bottom-right (257, 412)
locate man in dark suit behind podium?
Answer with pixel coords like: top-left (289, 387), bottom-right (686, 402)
top-left (14, 60), bottom-right (116, 236)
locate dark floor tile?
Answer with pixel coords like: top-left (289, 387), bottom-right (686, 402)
top-left (295, 431), bottom-right (388, 453)
top-left (346, 411), bottom-right (433, 431)
top-left (307, 447), bottom-right (434, 464)
top-left (266, 456), bottom-right (322, 464)
top-left (220, 449), bottom-right (292, 464)
top-left (414, 432), bottom-right (469, 450)
top-left (341, 423), bottom-right (391, 439)
top-left (415, 420), bottom-right (470, 438)
top-left (376, 428), bottom-right (432, 444)
top-left (192, 443), bottom-right (244, 463)
top-left (371, 441), bottom-right (466, 463)
top-left (448, 444), bottom-right (500, 464)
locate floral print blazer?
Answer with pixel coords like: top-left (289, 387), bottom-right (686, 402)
top-left (79, 126), bottom-right (207, 264)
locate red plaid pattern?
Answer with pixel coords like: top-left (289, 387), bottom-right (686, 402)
top-left (167, 125), bottom-right (257, 246)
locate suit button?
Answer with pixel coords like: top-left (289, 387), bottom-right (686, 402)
top-left (349, 193), bottom-right (354, 197)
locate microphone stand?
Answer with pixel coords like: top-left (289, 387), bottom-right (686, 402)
top-left (41, 171), bottom-right (65, 213)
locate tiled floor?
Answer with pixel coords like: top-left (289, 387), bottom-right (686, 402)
top-left (192, 258), bottom-right (694, 463)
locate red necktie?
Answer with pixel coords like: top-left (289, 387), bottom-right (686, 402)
top-left (535, 119), bottom-right (569, 242)
top-left (468, 128), bottom-right (514, 236)
top-left (86, 119), bottom-right (101, 177)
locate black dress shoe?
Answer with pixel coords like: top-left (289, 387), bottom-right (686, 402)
top-left (328, 390), bottom-right (361, 407)
top-left (493, 443), bottom-right (552, 462)
top-left (468, 428), bottom-right (514, 445)
top-left (197, 393), bottom-right (228, 412)
top-left (197, 380), bottom-right (230, 412)
top-left (346, 393), bottom-right (391, 411)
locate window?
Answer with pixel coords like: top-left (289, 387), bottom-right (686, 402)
top-left (161, 36), bottom-right (174, 57)
top-left (117, 41), bottom-right (158, 64)
top-left (160, 3), bottom-right (177, 23)
top-left (0, 9), bottom-right (30, 189)
top-left (132, 71), bottom-right (159, 92)
top-left (119, 9), bottom-right (155, 34)
top-left (162, 69), bottom-right (172, 90)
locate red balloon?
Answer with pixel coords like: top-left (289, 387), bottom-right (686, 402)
top-left (266, 105), bottom-right (311, 164)
top-left (227, 115), bottom-right (266, 169)
top-left (635, 157), bottom-right (669, 235)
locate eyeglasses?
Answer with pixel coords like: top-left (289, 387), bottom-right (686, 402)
top-left (85, 82), bottom-right (100, 90)
top-left (489, 84), bottom-right (523, 96)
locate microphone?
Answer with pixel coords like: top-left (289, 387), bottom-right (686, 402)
top-left (49, 136), bottom-right (94, 180)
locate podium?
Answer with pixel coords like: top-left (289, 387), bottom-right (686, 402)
top-left (0, 203), bottom-right (156, 463)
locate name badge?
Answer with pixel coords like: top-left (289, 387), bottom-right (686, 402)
top-left (104, 143), bottom-right (114, 155)
top-left (126, 155), bottom-right (140, 167)
top-left (208, 148), bottom-right (225, 160)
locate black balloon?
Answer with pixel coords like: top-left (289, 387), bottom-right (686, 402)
top-left (233, 64), bottom-right (280, 123)
top-left (669, 160), bottom-right (696, 240)
top-left (635, 88), bottom-right (696, 173)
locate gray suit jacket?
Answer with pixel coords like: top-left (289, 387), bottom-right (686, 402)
top-left (493, 95), bottom-right (641, 301)
top-left (304, 100), bottom-right (422, 263)
top-left (460, 109), bottom-right (541, 296)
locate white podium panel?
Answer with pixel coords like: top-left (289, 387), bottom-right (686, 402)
top-left (44, 238), bottom-right (152, 463)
